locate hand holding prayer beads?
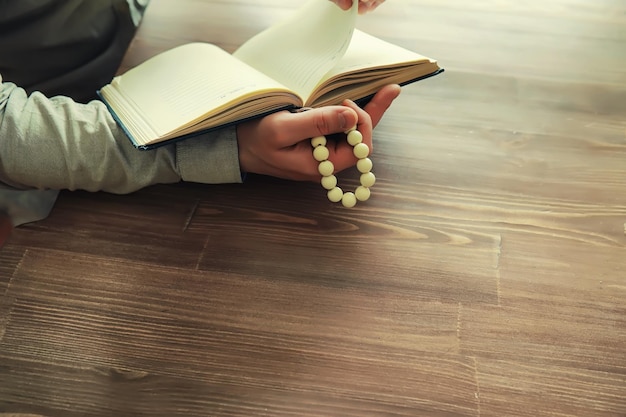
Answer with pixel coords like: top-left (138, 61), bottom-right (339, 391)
top-left (311, 125), bottom-right (376, 208)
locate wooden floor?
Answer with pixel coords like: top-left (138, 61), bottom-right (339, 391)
top-left (1, 0), bottom-right (625, 415)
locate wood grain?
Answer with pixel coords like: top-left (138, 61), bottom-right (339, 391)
top-left (1, 0), bottom-right (625, 416)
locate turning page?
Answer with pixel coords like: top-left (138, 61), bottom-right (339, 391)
top-left (304, 29), bottom-right (440, 106)
top-left (324, 30), bottom-right (435, 81)
top-left (233, 0), bottom-right (358, 102)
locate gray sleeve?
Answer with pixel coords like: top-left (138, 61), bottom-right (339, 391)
top-left (0, 75), bottom-right (243, 194)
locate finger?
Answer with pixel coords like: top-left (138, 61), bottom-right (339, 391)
top-left (330, 0), bottom-right (353, 11)
top-left (290, 140), bottom-right (329, 181)
top-left (264, 134), bottom-right (339, 182)
top-left (276, 105), bottom-right (369, 180)
top-left (271, 106), bottom-right (358, 148)
top-left (363, 84), bottom-right (401, 127)
top-left (357, 2), bottom-right (370, 14)
top-left (325, 137), bottom-right (364, 174)
top-left (277, 104), bottom-right (367, 180)
top-left (342, 99), bottom-right (373, 149)
top-left (359, 0), bottom-right (384, 13)
top-left (326, 99), bottom-right (373, 173)
top-left (331, 85), bottom-right (399, 172)
top-left (244, 142), bottom-right (318, 182)
top-left (261, 139), bottom-right (323, 182)
top-left (369, 0), bottom-right (385, 12)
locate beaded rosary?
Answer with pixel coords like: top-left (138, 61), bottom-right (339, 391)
top-left (311, 124), bottom-right (376, 208)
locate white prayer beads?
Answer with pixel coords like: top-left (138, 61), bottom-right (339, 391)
top-left (317, 160), bottom-right (334, 177)
top-left (353, 143), bottom-right (369, 159)
top-left (311, 126), bottom-right (376, 207)
top-left (321, 175), bottom-right (337, 190)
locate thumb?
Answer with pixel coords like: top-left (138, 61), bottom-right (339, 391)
top-left (274, 106), bottom-right (358, 147)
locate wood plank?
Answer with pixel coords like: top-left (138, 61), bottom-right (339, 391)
top-left (476, 358), bottom-right (626, 417)
top-left (0, 245), bottom-right (24, 343)
top-left (1, 0), bottom-right (625, 415)
top-left (0, 249), bottom-right (476, 416)
top-left (182, 174), bottom-right (499, 303)
top-left (459, 300), bottom-right (626, 373)
top-left (7, 186), bottom-right (210, 268)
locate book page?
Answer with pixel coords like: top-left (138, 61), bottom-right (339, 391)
top-left (103, 43), bottom-right (299, 140)
top-left (324, 30), bottom-right (434, 80)
top-left (305, 29), bottom-right (440, 106)
top-left (233, 0), bottom-right (357, 102)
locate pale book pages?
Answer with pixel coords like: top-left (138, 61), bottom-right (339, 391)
top-left (306, 29), bottom-right (439, 106)
top-left (98, 0), bottom-right (441, 148)
top-left (233, 0), bottom-right (358, 103)
top-left (322, 30), bottom-right (434, 85)
top-left (101, 43), bottom-right (298, 146)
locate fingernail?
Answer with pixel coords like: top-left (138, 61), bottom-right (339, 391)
top-left (339, 108), bottom-right (353, 130)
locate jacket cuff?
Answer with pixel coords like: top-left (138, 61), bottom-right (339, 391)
top-left (175, 126), bottom-right (243, 184)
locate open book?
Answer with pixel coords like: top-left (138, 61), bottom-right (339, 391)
top-left (98, 0), bottom-right (442, 149)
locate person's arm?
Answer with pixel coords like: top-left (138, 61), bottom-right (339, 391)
top-left (0, 75), bottom-right (243, 193)
top-left (1, 72), bottom-right (400, 192)
top-left (0, 75), bottom-right (399, 226)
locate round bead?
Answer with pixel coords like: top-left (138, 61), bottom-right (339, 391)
top-left (341, 192), bottom-right (357, 208)
top-left (318, 160), bottom-right (334, 176)
top-left (313, 128), bottom-right (376, 207)
top-left (345, 125), bottom-right (357, 133)
top-left (321, 175), bottom-right (337, 190)
top-left (311, 136), bottom-right (327, 147)
top-left (347, 130), bottom-right (363, 146)
top-left (313, 145), bottom-right (329, 162)
top-left (355, 186), bottom-right (371, 201)
top-left (327, 187), bottom-right (343, 203)
top-left (353, 142), bottom-right (370, 159)
top-left (360, 172), bottom-right (376, 188)
top-left (356, 157), bottom-right (373, 174)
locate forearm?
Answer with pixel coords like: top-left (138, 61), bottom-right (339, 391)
top-left (0, 77), bottom-right (243, 193)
